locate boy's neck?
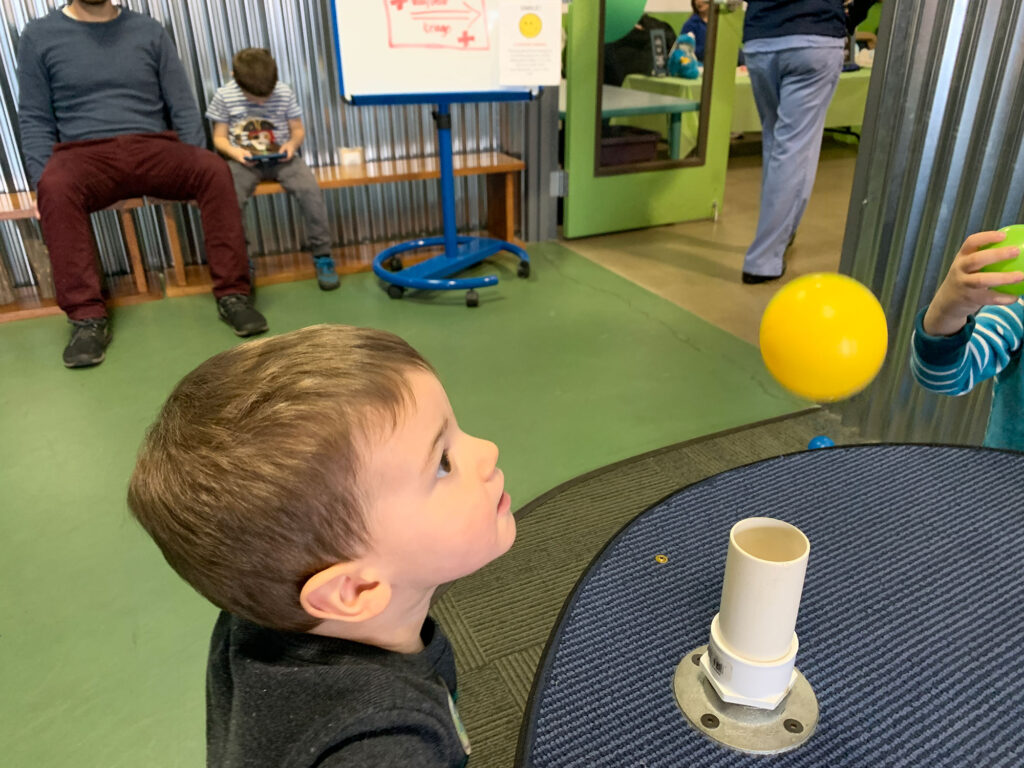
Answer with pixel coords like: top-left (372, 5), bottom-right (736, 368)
top-left (309, 586), bottom-right (436, 654)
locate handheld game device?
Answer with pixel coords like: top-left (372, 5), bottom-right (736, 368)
top-left (249, 152), bottom-right (288, 165)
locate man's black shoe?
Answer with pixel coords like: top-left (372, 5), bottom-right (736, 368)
top-left (217, 294), bottom-right (268, 337)
top-left (742, 263), bottom-right (787, 285)
top-left (742, 271), bottom-right (784, 284)
top-left (63, 317), bottom-right (111, 368)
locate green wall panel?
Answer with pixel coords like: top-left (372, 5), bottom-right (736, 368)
top-left (562, 3), bottom-right (742, 237)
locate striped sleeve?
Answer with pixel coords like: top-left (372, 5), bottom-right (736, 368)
top-left (206, 87), bottom-right (230, 123)
top-left (910, 302), bottom-right (1024, 395)
top-left (282, 83), bottom-right (302, 120)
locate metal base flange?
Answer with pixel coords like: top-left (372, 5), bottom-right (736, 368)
top-left (673, 645), bottom-right (818, 754)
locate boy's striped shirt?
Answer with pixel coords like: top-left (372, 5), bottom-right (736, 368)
top-left (206, 80), bottom-right (301, 150)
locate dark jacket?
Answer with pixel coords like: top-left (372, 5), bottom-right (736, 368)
top-left (603, 14), bottom-right (677, 86)
top-left (743, 0), bottom-right (847, 43)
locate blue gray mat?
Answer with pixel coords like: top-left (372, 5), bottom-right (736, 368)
top-left (519, 445), bottom-right (1024, 767)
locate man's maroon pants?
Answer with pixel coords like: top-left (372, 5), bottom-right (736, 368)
top-left (36, 132), bottom-right (250, 321)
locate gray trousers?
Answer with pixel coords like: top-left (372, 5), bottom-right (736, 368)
top-left (743, 45), bottom-right (844, 277)
top-left (227, 155), bottom-right (332, 256)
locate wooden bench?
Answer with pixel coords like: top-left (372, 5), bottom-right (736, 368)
top-left (0, 195), bottom-right (160, 322)
top-left (158, 150), bottom-right (525, 295)
top-left (0, 150), bottom-right (526, 319)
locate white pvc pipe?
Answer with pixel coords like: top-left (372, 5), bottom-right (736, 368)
top-left (718, 517), bottom-right (810, 662)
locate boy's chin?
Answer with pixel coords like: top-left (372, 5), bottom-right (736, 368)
top-left (488, 517), bottom-right (517, 561)
top-left (456, 524), bottom-right (518, 579)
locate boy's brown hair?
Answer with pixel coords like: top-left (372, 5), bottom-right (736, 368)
top-left (232, 47), bottom-right (278, 97)
top-left (128, 325), bottom-right (434, 633)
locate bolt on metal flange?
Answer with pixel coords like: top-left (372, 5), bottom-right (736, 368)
top-left (673, 645), bottom-right (819, 754)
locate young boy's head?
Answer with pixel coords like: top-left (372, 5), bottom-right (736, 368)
top-left (128, 325), bottom-right (516, 635)
top-left (232, 47), bottom-right (277, 99)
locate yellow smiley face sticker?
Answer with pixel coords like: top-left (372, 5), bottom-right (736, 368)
top-left (519, 12), bottom-right (542, 38)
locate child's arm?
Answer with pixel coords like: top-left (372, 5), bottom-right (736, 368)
top-left (911, 231), bottom-right (1024, 395)
top-left (922, 231), bottom-right (1022, 335)
top-left (280, 117), bottom-right (305, 161)
top-left (211, 122), bottom-right (254, 166)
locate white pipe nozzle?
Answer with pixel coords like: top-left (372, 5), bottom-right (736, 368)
top-left (700, 517), bottom-right (810, 709)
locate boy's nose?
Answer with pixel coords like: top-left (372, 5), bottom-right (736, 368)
top-left (474, 437), bottom-right (499, 478)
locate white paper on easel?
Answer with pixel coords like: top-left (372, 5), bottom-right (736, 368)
top-left (499, 0), bottom-right (561, 86)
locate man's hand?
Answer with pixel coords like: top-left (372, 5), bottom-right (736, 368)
top-left (279, 142), bottom-right (297, 162)
top-left (923, 231), bottom-right (1024, 336)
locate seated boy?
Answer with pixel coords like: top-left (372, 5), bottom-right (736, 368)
top-left (910, 230), bottom-right (1024, 451)
top-left (128, 325), bottom-right (516, 766)
top-left (207, 48), bottom-right (340, 291)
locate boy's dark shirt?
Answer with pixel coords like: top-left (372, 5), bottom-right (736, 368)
top-left (207, 611), bottom-right (468, 767)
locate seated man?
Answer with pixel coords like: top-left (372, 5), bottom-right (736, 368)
top-left (16, 0), bottom-right (268, 368)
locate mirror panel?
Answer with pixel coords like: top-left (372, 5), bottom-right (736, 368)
top-left (594, 0), bottom-right (720, 175)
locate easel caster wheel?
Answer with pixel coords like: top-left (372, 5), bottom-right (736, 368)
top-left (387, 284), bottom-right (405, 299)
top-left (388, 256), bottom-right (403, 272)
top-left (465, 289), bottom-right (479, 308)
top-left (517, 261), bottom-right (530, 278)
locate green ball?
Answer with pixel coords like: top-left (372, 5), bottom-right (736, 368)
top-left (980, 224), bottom-right (1024, 296)
top-left (604, 0), bottom-right (647, 43)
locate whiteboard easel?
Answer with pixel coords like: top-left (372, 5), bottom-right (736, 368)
top-left (330, 0), bottom-right (540, 302)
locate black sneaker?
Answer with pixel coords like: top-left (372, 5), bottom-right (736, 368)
top-left (742, 263), bottom-right (787, 285)
top-left (63, 317), bottom-right (111, 368)
top-left (217, 294), bottom-right (268, 337)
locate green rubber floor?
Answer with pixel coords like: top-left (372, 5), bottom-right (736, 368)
top-left (0, 242), bottom-right (806, 766)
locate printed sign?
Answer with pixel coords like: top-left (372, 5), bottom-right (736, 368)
top-left (499, 0), bottom-right (560, 85)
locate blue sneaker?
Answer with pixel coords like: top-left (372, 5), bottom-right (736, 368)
top-left (314, 254), bottom-right (340, 291)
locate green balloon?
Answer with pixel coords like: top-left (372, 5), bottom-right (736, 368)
top-left (980, 225), bottom-right (1024, 296)
top-left (604, 0), bottom-right (648, 43)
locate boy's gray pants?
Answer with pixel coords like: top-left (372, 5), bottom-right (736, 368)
top-left (227, 156), bottom-right (332, 256)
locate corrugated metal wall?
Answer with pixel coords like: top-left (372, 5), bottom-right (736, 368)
top-left (0, 0), bottom-right (525, 292)
top-left (838, 0), bottom-right (1024, 445)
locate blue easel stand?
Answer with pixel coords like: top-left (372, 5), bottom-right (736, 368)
top-left (372, 102), bottom-right (530, 307)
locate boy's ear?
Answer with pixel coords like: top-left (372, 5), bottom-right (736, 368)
top-left (299, 562), bottom-right (392, 624)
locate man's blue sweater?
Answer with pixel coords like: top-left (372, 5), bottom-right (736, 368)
top-left (16, 8), bottom-right (205, 187)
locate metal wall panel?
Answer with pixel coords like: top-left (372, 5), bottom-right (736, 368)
top-left (839, 0), bottom-right (1024, 445)
top-left (0, 0), bottom-right (524, 288)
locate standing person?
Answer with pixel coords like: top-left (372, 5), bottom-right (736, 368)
top-left (207, 48), bottom-right (340, 292)
top-left (740, 0), bottom-right (847, 284)
top-left (16, 0), bottom-right (268, 369)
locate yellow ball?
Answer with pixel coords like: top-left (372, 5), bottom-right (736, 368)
top-left (759, 273), bottom-right (888, 402)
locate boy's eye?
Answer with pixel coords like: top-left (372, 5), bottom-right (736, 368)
top-left (436, 450), bottom-right (452, 479)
